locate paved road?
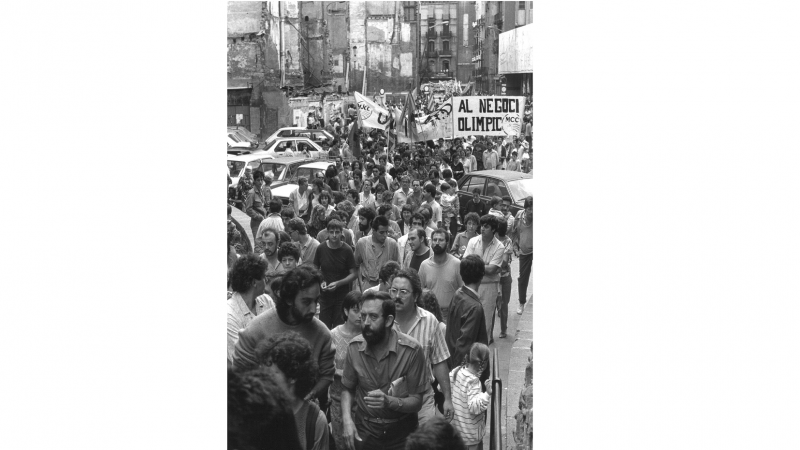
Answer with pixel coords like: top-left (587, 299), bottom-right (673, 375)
top-left (482, 257), bottom-right (532, 450)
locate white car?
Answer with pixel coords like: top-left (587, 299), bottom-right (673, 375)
top-left (264, 127), bottom-right (334, 147)
top-left (263, 137), bottom-right (324, 159)
top-left (227, 153), bottom-right (274, 188)
top-left (270, 161), bottom-right (336, 204)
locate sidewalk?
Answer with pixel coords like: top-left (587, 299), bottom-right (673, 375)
top-left (482, 259), bottom-right (532, 450)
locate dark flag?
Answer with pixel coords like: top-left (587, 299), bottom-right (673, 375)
top-left (347, 117), bottom-right (361, 158)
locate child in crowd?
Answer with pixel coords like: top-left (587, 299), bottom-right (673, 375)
top-left (449, 343), bottom-right (492, 450)
top-left (439, 182), bottom-right (458, 232)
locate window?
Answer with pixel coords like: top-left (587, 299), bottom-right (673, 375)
top-left (428, 41), bottom-right (435, 53)
top-left (442, 41), bottom-right (450, 53)
top-left (442, 60), bottom-right (450, 71)
top-left (485, 179), bottom-right (508, 198)
top-left (228, 161), bottom-right (246, 178)
top-left (404, 6), bottom-right (415, 20)
top-left (463, 176), bottom-right (487, 196)
top-left (442, 23), bottom-right (450, 34)
top-left (519, 1), bottom-right (526, 9)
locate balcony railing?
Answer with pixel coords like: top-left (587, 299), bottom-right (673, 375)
top-left (426, 50), bottom-right (439, 57)
top-left (440, 28), bottom-right (452, 38)
top-left (433, 70), bottom-right (453, 78)
top-left (426, 30), bottom-right (438, 39)
top-left (439, 47), bottom-right (452, 56)
top-left (427, 17), bottom-right (436, 25)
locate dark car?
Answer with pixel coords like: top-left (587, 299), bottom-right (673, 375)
top-left (457, 170), bottom-right (532, 218)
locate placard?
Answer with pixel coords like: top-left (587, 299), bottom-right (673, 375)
top-left (452, 96), bottom-right (525, 137)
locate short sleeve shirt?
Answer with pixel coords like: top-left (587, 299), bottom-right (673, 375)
top-left (342, 328), bottom-right (428, 427)
top-left (395, 308), bottom-right (450, 384)
top-left (463, 235), bottom-right (505, 283)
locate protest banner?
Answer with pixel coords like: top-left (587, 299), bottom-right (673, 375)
top-left (452, 96), bottom-right (525, 137)
top-left (416, 98), bottom-right (454, 141)
top-left (354, 91), bottom-right (391, 130)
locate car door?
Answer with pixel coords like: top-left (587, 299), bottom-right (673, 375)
top-left (458, 175), bottom-right (488, 217)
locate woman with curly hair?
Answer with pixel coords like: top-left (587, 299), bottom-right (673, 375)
top-left (255, 331), bottom-right (329, 450)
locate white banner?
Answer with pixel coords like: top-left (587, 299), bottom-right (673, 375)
top-left (417, 98), bottom-right (454, 141)
top-left (451, 96), bottom-right (524, 137)
top-left (354, 91), bottom-right (391, 130)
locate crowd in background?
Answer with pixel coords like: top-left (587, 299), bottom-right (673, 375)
top-left (226, 95), bottom-right (532, 450)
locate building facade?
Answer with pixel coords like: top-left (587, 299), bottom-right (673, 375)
top-left (470, 1), bottom-right (532, 95)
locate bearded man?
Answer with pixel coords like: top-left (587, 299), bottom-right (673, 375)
top-left (341, 291), bottom-right (428, 450)
top-left (232, 265), bottom-right (334, 405)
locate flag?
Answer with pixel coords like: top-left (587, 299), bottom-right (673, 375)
top-left (397, 90), bottom-right (421, 143)
top-left (347, 117), bottom-right (361, 158)
top-left (354, 91), bottom-right (391, 130)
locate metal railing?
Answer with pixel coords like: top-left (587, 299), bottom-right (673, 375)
top-left (489, 347), bottom-right (504, 450)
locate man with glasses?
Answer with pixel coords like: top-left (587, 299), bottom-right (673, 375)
top-left (463, 215), bottom-right (505, 344)
top-left (354, 215), bottom-right (399, 291)
top-left (419, 229), bottom-right (463, 324)
top-left (341, 292), bottom-right (428, 450)
top-left (390, 269), bottom-right (454, 426)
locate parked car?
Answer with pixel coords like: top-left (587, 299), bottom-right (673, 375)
top-left (264, 127), bottom-right (334, 148)
top-left (227, 153), bottom-right (275, 189)
top-left (270, 161), bottom-right (336, 205)
top-left (257, 156), bottom-right (315, 189)
top-left (457, 170), bottom-right (533, 218)
top-left (263, 137), bottom-right (324, 159)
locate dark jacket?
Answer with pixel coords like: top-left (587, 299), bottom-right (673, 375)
top-left (445, 286), bottom-right (489, 370)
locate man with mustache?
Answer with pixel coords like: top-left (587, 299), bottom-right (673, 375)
top-left (390, 269), bottom-right (455, 426)
top-left (341, 292), bottom-right (428, 450)
top-left (232, 265), bottom-right (334, 407)
top-left (419, 229), bottom-right (464, 325)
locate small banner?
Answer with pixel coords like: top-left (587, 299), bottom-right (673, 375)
top-left (354, 91), bottom-right (392, 130)
top-left (417, 98), bottom-right (454, 141)
top-left (452, 96), bottom-right (525, 137)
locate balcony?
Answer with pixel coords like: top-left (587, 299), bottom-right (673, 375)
top-left (432, 70), bottom-right (453, 79)
top-left (472, 41), bottom-right (482, 52)
top-left (426, 50), bottom-right (439, 57)
top-left (427, 17), bottom-right (436, 26)
top-left (439, 47), bottom-right (452, 57)
top-left (426, 30), bottom-right (438, 39)
top-left (494, 12), bottom-right (504, 27)
top-left (440, 28), bottom-right (452, 38)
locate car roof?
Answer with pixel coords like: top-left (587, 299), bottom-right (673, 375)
top-left (464, 170), bottom-right (531, 181)
top-left (260, 156), bottom-right (313, 165)
top-left (227, 153), bottom-right (274, 162)
top-left (298, 162), bottom-right (335, 170)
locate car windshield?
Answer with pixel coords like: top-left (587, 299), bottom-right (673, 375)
top-left (294, 168), bottom-right (322, 181)
top-left (228, 134), bottom-right (242, 143)
top-left (261, 163), bottom-right (287, 180)
top-left (507, 178), bottom-right (533, 203)
top-left (228, 160), bottom-right (246, 177)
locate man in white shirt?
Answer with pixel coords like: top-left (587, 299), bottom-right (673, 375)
top-left (393, 175), bottom-right (412, 208)
top-left (288, 177), bottom-right (311, 220)
top-left (422, 184), bottom-right (442, 229)
top-left (463, 215), bottom-right (505, 344)
top-left (287, 218), bottom-right (321, 268)
top-left (255, 199), bottom-right (285, 238)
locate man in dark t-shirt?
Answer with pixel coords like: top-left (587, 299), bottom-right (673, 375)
top-left (407, 228), bottom-right (431, 272)
top-left (313, 219), bottom-right (358, 329)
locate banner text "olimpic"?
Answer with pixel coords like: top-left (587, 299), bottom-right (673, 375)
top-left (451, 96), bottom-right (525, 137)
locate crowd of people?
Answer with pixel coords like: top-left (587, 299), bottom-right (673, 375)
top-left (227, 98), bottom-right (532, 449)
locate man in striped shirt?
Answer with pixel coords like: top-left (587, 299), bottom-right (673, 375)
top-left (390, 268), bottom-right (455, 426)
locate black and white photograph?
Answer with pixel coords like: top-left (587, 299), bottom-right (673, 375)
top-left (226, 2), bottom-right (532, 449)
top-left (4, 1), bottom-right (800, 449)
